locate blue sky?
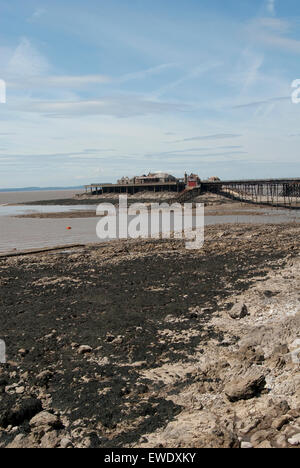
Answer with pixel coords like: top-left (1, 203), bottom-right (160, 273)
top-left (0, 0), bottom-right (300, 187)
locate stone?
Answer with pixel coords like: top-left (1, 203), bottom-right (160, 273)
top-left (288, 433), bottom-right (300, 446)
top-left (78, 345), bottom-right (92, 355)
top-left (241, 441), bottom-right (253, 448)
top-left (40, 431), bottom-right (60, 449)
top-left (274, 434), bottom-right (288, 448)
top-left (30, 411), bottom-right (59, 429)
top-left (228, 303), bottom-right (249, 320)
top-left (272, 415), bottom-right (293, 431)
top-left (15, 386), bottom-right (25, 395)
top-left (60, 437), bottom-right (73, 448)
top-left (6, 434), bottom-right (37, 449)
top-left (256, 440), bottom-right (272, 449)
top-left (224, 369), bottom-right (266, 402)
top-left (250, 430), bottom-right (271, 447)
top-left (36, 370), bottom-right (53, 385)
top-left (0, 398), bottom-right (42, 428)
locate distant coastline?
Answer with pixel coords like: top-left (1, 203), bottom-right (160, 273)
top-left (0, 186), bottom-right (84, 193)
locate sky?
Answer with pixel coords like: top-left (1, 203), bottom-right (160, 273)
top-left (0, 0), bottom-right (300, 187)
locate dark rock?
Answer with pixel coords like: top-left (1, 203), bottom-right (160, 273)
top-left (225, 370), bottom-right (266, 402)
top-left (0, 398), bottom-right (42, 428)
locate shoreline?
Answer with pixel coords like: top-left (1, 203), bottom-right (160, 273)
top-left (0, 223), bottom-right (299, 448)
top-left (13, 206), bottom-right (270, 219)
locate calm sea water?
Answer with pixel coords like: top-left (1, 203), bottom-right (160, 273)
top-left (0, 190), bottom-right (299, 254)
top-left (0, 189), bottom-right (84, 204)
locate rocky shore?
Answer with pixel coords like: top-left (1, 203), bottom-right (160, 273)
top-left (0, 223), bottom-right (299, 448)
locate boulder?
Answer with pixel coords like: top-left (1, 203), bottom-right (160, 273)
top-left (224, 369), bottom-right (266, 402)
top-left (30, 411), bottom-right (59, 430)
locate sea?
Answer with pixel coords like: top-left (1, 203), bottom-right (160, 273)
top-left (0, 189), bottom-right (299, 254)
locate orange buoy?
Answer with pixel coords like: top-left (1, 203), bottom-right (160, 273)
top-left (66, 226), bottom-right (72, 230)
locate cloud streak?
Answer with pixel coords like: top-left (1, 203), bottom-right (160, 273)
top-left (10, 97), bottom-right (189, 118)
top-left (174, 134), bottom-right (242, 143)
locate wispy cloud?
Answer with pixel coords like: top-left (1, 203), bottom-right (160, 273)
top-left (246, 13), bottom-right (300, 54)
top-left (175, 134), bottom-right (242, 143)
top-left (10, 96), bottom-right (189, 118)
top-left (5, 38), bottom-right (50, 78)
top-left (233, 96), bottom-right (289, 109)
top-left (28, 8), bottom-right (47, 22)
top-left (8, 74), bottom-right (111, 89)
top-left (145, 151), bottom-right (248, 162)
top-left (154, 62), bottom-right (222, 98)
top-left (118, 63), bottom-right (178, 83)
top-left (145, 145), bottom-right (244, 158)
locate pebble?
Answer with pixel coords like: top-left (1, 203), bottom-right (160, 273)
top-left (288, 433), bottom-right (300, 446)
top-left (78, 345), bottom-right (92, 354)
top-left (241, 441), bottom-right (253, 449)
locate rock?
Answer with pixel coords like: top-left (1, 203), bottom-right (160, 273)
top-left (40, 430), bottom-right (60, 449)
top-left (224, 369), bottom-right (266, 402)
top-left (239, 418), bottom-right (261, 435)
top-left (240, 345), bottom-right (264, 363)
top-left (256, 440), bottom-right (272, 449)
top-left (30, 411), bottom-right (59, 430)
top-left (78, 345), bottom-right (92, 355)
top-left (274, 434), bottom-right (288, 448)
top-left (0, 378), bottom-right (8, 388)
top-left (0, 398), bottom-right (42, 428)
top-left (241, 441), bottom-right (253, 448)
top-left (36, 370), bottom-right (53, 386)
top-left (105, 333), bottom-right (115, 343)
top-left (228, 303), bottom-right (249, 320)
top-left (18, 349), bottom-right (28, 357)
top-left (250, 430), bottom-right (271, 447)
top-left (15, 386), bottom-right (24, 395)
top-left (112, 336), bottom-right (123, 345)
top-left (60, 437), bottom-right (73, 448)
top-left (6, 434), bottom-right (37, 449)
top-left (272, 415), bottom-right (293, 431)
top-left (277, 400), bottom-right (290, 414)
top-left (288, 433), bottom-right (300, 446)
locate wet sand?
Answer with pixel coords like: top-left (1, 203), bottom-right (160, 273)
top-left (0, 223), bottom-right (299, 448)
top-left (16, 210), bottom-right (97, 219)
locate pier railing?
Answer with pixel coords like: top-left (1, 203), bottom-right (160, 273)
top-left (201, 179), bottom-right (300, 209)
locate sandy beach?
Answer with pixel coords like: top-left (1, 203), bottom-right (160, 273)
top-left (0, 222), bottom-right (299, 448)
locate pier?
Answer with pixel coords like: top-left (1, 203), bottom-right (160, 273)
top-left (202, 178), bottom-right (300, 209)
top-left (85, 177), bottom-right (300, 209)
top-left (85, 180), bottom-right (185, 195)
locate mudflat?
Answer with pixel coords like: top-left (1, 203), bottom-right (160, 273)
top-left (0, 223), bottom-right (299, 448)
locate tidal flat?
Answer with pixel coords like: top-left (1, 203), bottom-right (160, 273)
top-left (0, 223), bottom-right (299, 448)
